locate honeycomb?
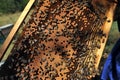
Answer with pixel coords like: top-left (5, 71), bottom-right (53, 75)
top-left (0, 0), bottom-right (108, 79)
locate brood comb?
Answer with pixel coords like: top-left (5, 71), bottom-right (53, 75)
top-left (0, 0), bottom-right (117, 80)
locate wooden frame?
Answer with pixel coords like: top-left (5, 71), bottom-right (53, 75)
top-left (95, 3), bottom-right (117, 69)
top-left (0, 0), bottom-right (35, 61)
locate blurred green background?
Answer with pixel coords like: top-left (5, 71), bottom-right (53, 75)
top-left (104, 22), bottom-right (120, 54)
top-left (0, 0), bottom-right (29, 14)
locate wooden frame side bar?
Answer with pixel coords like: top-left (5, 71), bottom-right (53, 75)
top-left (95, 3), bottom-right (117, 69)
top-left (0, 0), bottom-right (35, 61)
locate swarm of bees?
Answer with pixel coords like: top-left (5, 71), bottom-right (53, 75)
top-left (0, 0), bottom-right (116, 80)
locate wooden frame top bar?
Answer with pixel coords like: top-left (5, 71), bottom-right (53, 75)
top-left (0, 0), bottom-right (35, 61)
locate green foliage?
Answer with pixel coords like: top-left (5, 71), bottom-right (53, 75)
top-left (0, 0), bottom-right (29, 13)
top-left (0, 0), bottom-right (15, 13)
top-left (15, 0), bottom-right (29, 11)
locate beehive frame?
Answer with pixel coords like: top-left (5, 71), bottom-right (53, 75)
top-left (0, 0), bottom-right (117, 79)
